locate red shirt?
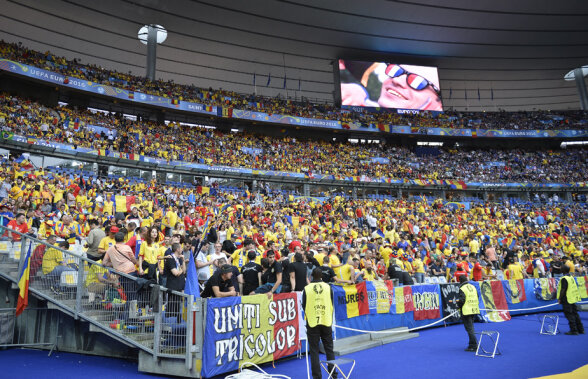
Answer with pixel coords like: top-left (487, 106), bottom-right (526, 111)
top-left (472, 262), bottom-right (483, 281)
top-left (5, 220), bottom-right (29, 241)
top-left (454, 270), bottom-right (467, 282)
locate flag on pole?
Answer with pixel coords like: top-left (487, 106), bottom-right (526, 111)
top-left (16, 242), bottom-right (33, 316)
top-left (465, 89), bottom-right (467, 101)
top-left (491, 88), bottom-right (494, 100)
top-left (449, 88), bottom-right (452, 99)
top-left (283, 75), bottom-right (287, 89)
top-left (298, 78), bottom-right (301, 91)
top-left (266, 73), bottom-right (271, 87)
top-left (477, 88), bottom-right (481, 101)
top-left (253, 72), bottom-right (256, 86)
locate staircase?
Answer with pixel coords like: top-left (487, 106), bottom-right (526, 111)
top-left (0, 231), bottom-right (203, 378)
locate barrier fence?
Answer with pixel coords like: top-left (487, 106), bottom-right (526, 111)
top-left (0, 307), bottom-right (59, 354)
top-left (0, 226), bottom-right (201, 370)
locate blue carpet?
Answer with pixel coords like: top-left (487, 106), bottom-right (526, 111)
top-left (254, 312), bottom-right (588, 379)
top-left (0, 312), bottom-right (586, 378)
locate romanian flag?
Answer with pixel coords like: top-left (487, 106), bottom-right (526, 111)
top-left (16, 242), bottom-right (33, 316)
top-left (27, 137), bottom-right (36, 144)
top-left (205, 105), bottom-right (213, 112)
top-left (201, 293), bottom-right (299, 378)
top-left (502, 279), bottom-right (527, 304)
top-left (392, 286), bottom-right (414, 314)
top-left (171, 98), bottom-right (179, 105)
top-left (411, 127), bottom-right (419, 134)
top-left (196, 186), bottom-right (210, 195)
top-left (471, 130), bottom-right (477, 138)
top-left (342, 123), bottom-right (350, 130)
top-left (114, 195), bottom-right (136, 213)
top-left (377, 123), bottom-right (390, 133)
top-left (478, 281), bottom-right (510, 322)
top-left (449, 180), bottom-right (467, 190)
top-left (575, 276), bottom-right (588, 299)
top-left (222, 107), bottom-right (233, 118)
top-left (332, 282), bottom-right (370, 320)
top-left (533, 278), bottom-right (558, 301)
top-left (128, 92), bottom-right (134, 99)
top-left (127, 153), bottom-right (139, 161)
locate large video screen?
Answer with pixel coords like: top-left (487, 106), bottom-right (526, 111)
top-left (338, 59), bottom-right (443, 112)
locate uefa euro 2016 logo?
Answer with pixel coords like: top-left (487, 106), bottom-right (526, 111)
top-left (313, 284), bottom-right (323, 295)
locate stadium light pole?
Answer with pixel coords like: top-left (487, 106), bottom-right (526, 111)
top-left (564, 66), bottom-right (588, 110)
top-left (138, 24), bottom-right (167, 81)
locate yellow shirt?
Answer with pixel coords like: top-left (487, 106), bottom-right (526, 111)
top-left (334, 263), bottom-right (353, 282)
top-left (412, 259), bottom-right (425, 274)
top-left (507, 263), bottom-right (524, 280)
top-left (98, 236), bottom-right (116, 252)
top-left (164, 211), bottom-right (178, 228)
top-left (139, 242), bottom-right (162, 264)
top-left (85, 262), bottom-right (108, 286)
top-left (328, 254), bottom-right (340, 268)
top-left (361, 269), bottom-right (377, 281)
top-left (42, 248), bottom-right (64, 275)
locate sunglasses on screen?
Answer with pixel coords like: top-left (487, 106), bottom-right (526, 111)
top-left (384, 64), bottom-right (440, 93)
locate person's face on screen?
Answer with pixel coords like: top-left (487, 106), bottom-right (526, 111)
top-left (378, 65), bottom-right (442, 111)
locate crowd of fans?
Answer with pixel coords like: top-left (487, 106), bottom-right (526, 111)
top-left (0, 157), bottom-right (586, 300)
top-left (1, 40), bottom-right (586, 131)
top-left (1, 93), bottom-right (587, 183)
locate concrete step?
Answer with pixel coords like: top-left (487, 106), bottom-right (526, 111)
top-left (331, 327), bottom-right (419, 356)
top-left (333, 339), bottom-right (382, 356)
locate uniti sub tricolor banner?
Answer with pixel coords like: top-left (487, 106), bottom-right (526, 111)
top-left (201, 293), bottom-right (299, 378)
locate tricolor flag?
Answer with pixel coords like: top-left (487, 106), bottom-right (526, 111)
top-left (171, 98), bottom-right (179, 105)
top-left (114, 195), bottom-right (137, 213)
top-left (128, 92), bottom-right (134, 99)
top-left (392, 286), bottom-right (414, 314)
top-left (16, 242), bottom-right (33, 316)
top-left (332, 282), bottom-right (370, 320)
top-left (478, 281), bottom-right (510, 322)
top-left (502, 279), bottom-right (527, 304)
top-left (534, 278), bottom-right (558, 301)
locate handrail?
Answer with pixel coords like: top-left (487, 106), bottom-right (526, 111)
top-left (0, 225), bottom-right (196, 365)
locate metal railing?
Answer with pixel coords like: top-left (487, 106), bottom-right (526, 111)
top-left (0, 226), bottom-right (202, 369)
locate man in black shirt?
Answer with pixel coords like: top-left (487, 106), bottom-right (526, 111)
top-left (241, 250), bottom-right (262, 295)
top-left (387, 256), bottom-right (404, 284)
top-left (550, 255), bottom-right (563, 277)
top-left (255, 250), bottom-right (282, 294)
top-left (201, 265), bottom-right (236, 298)
top-left (289, 253), bottom-right (309, 292)
top-left (319, 256), bottom-right (337, 284)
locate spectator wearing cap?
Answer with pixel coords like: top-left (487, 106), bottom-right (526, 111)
top-left (98, 225), bottom-right (118, 256)
top-left (201, 264), bottom-right (236, 298)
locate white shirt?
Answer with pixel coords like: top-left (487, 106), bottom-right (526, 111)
top-left (196, 251), bottom-right (210, 281)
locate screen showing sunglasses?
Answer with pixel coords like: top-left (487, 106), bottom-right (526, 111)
top-left (384, 64), bottom-right (439, 93)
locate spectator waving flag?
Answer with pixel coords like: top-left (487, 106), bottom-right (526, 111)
top-left (16, 242), bottom-right (33, 316)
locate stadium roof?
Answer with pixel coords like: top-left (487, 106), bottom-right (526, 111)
top-left (1, 0), bottom-right (588, 111)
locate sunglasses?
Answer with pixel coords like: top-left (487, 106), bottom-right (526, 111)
top-left (384, 64), bottom-right (440, 93)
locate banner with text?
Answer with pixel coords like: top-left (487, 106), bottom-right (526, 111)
top-left (202, 293), bottom-right (299, 378)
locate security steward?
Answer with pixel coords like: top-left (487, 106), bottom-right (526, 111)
top-left (557, 265), bottom-right (585, 335)
top-left (303, 268), bottom-right (336, 379)
top-left (456, 275), bottom-right (480, 351)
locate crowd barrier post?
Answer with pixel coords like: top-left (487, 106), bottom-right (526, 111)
top-left (185, 294), bottom-right (194, 370)
top-left (75, 255), bottom-right (84, 319)
top-left (152, 288), bottom-right (163, 362)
